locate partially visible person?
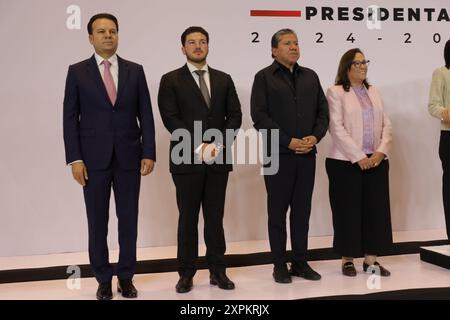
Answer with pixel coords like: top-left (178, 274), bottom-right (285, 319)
top-left (428, 39), bottom-right (450, 240)
top-left (326, 48), bottom-right (393, 277)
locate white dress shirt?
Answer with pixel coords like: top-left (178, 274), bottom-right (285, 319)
top-left (186, 61), bottom-right (211, 96)
top-left (185, 62), bottom-right (217, 157)
top-left (94, 53), bottom-right (119, 91)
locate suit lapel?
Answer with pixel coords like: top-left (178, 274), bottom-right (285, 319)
top-left (182, 64), bottom-right (211, 111)
top-left (208, 67), bottom-right (219, 109)
top-left (348, 88), bottom-right (361, 112)
top-left (344, 88), bottom-right (363, 147)
top-left (116, 56), bottom-right (129, 107)
top-left (86, 55), bottom-right (111, 106)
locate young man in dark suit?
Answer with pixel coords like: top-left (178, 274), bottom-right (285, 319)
top-left (158, 26), bottom-right (242, 293)
top-left (63, 13), bottom-right (156, 300)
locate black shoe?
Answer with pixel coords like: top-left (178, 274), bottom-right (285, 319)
top-left (117, 279), bottom-right (138, 298)
top-left (363, 261), bottom-right (391, 277)
top-left (210, 272), bottom-right (235, 290)
top-left (342, 262), bottom-right (357, 277)
top-left (96, 282), bottom-right (113, 300)
top-left (176, 276), bottom-right (193, 293)
top-left (272, 265), bottom-right (292, 284)
top-left (290, 262), bottom-right (321, 281)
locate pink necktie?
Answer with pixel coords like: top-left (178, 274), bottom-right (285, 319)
top-left (101, 60), bottom-right (117, 105)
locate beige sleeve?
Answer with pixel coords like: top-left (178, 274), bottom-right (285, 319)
top-left (428, 68), bottom-right (446, 120)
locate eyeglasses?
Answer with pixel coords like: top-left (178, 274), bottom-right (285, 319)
top-left (352, 60), bottom-right (370, 68)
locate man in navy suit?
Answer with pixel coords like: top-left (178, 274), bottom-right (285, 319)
top-left (63, 13), bottom-right (156, 300)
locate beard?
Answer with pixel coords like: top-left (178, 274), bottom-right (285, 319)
top-left (186, 52), bottom-right (207, 64)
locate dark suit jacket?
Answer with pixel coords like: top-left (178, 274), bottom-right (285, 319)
top-left (158, 64), bottom-right (242, 174)
top-left (63, 55), bottom-right (156, 170)
top-left (251, 60), bottom-right (329, 155)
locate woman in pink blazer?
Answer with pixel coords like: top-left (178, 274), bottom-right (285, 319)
top-left (326, 48), bottom-right (393, 277)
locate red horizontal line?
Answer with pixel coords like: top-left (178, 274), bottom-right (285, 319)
top-left (250, 10), bottom-right (301, 17)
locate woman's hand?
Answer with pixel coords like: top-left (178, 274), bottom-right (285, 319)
top-left (369, 152), bottom-right (385, 168)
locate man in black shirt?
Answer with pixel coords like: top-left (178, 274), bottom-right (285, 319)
top-left (251, 29), bottom-right (329, 283)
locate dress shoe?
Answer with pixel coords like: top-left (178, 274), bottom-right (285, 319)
top-left (272, 265), bottom-right (292, 284)
top-left (342, 261), bottom-right (357, 277)
top-left (117, 279), bottom-right (138, 298)
top-left (290, 262), bottom-right (321, 281)
top-left (210, 272), bottom-right (235, 290)
top-left (176, 276), bottom-right (193, 293)
top-left (363, 261), bottom-right (391, 277)
top-left (96, 282), bottom-right (113, 300)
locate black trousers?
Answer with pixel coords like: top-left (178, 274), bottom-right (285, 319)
top-left (83, 154), bottom-right (140, 284)
top-left (172, 167), bottom-right (229, 277)
top-left (264, 154), bottom-right (316, 268)
top-left (439, 131), bottom-right (450, 239)
top-left (325, 158), bottom-right (393, 257)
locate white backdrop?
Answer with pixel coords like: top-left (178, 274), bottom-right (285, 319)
top-left (0, 0), bottom-right (449, 257)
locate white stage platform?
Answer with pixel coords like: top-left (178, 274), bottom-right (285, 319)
top-left (0, 230), bottom-right (448, 300)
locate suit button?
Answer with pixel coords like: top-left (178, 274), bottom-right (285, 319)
top-left (297, 113), bottom-right (301, 117)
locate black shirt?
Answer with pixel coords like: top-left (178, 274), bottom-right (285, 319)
top-left (275, 60), bottom-right (299, 88)
top-left (250, 60), bottom-right (329, 154)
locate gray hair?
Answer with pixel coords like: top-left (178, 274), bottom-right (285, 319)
top-left (271, 28), bottom-right (297, 58)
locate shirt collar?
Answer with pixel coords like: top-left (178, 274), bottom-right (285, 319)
top-left (187, 61), bottom-right (209, 74)
top-left (273, 60), bottom-right (299, 74)
top-left (94, 53), bottom-right (118, 67)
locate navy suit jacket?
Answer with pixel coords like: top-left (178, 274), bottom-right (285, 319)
top-left (63, 55), bottom-right (156, 170)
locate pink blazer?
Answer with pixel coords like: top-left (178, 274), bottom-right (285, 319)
top-left (326, 85), bottom-right (392, 163)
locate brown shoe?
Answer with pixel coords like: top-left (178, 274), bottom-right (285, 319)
top-left (342, 262), bottom-right (357, 277)
top-left (363, 261), bottom-right (391, 277)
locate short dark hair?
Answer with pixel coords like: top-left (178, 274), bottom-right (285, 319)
top-left (87, 13), bottom-right (118, 35)
top-left (445, 39), bottom-right (450, 69)
top-left (271, 28), bottom-right (296, 58)
top-left (335, 48), bottom-right (370, 92)
top-left (181, 26), bottom-right (209, 45)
